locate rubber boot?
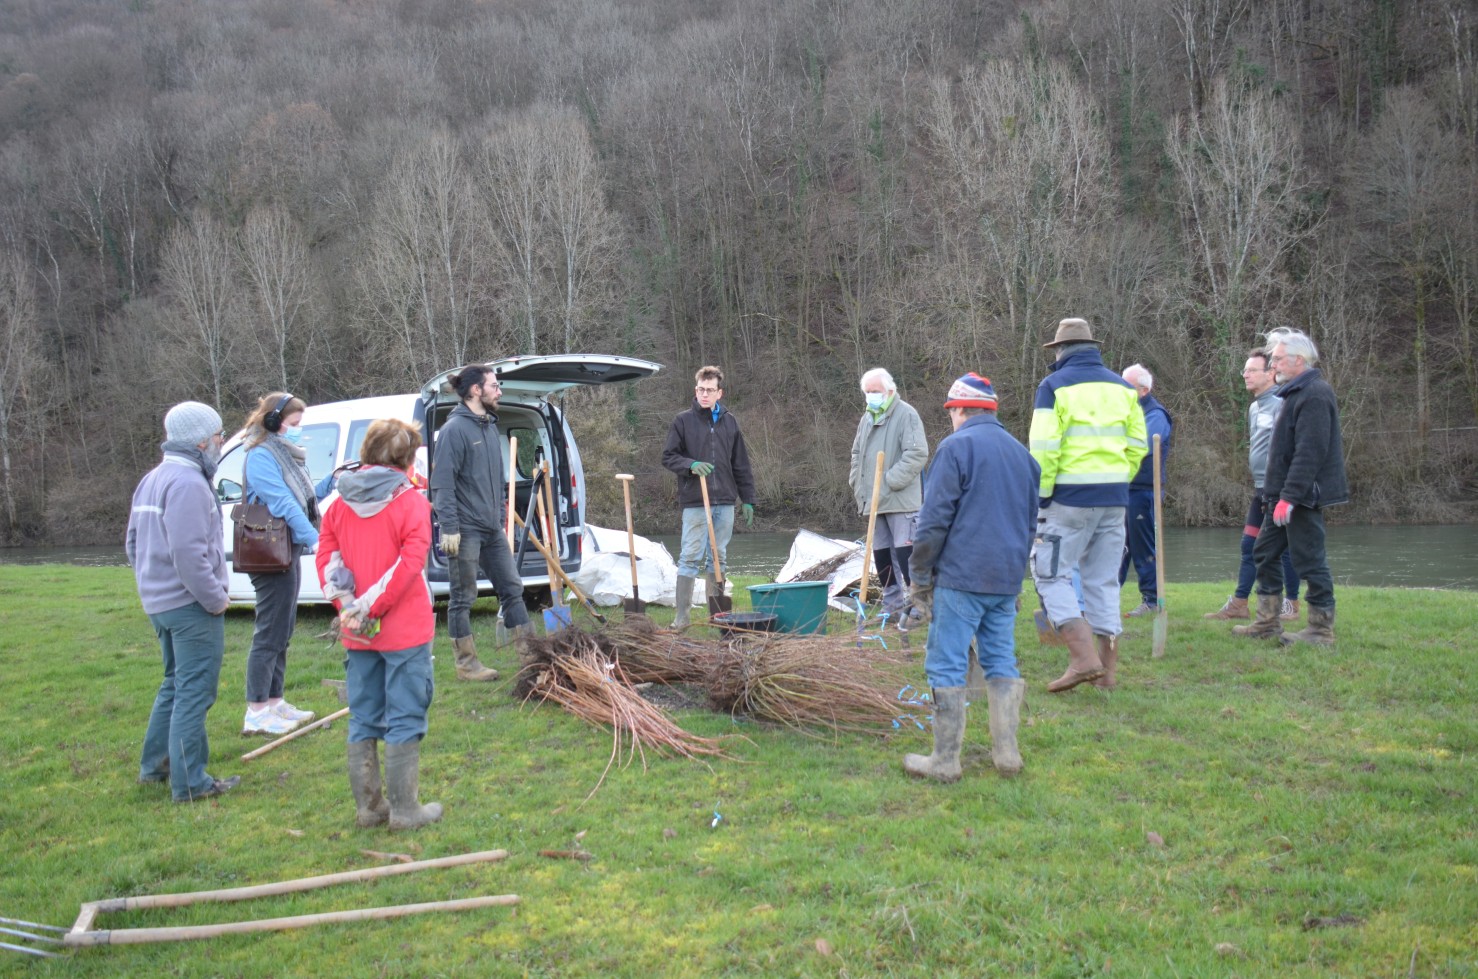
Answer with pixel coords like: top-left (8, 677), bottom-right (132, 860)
top-left (513, 622), bottom-right (539, 671)
top-left (1280, 604), bottom-right (1335, 646)
top-left (453, 636), bottom-right (498, 681)
top-left (1203, 596), bottom-right (1250, 620)
top-left (1033, 607), bottom-right (1067, 646)
top-left (1092, 633), bottom-right (1119, 689)
top-left (384, 741), bottom-right (443, 830)
top-left (346, 739), bottom-right (389, 828)
top-left (985, 678), bottom-right (1025, 776)
top-left (672, 575), bottom-right (695, 628)
top-left (1046, 618), bottom-right (1105, 693)
top-left (903, 687), bottom-right (965, 782)
top-left (1231, 593), bottom-right (1283, 640)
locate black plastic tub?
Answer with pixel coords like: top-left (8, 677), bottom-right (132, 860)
top-left (711, 611), bottom-right (778, 638)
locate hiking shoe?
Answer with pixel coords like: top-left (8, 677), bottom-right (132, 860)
top-left (243, 707), bottom-right (299, 737)
top-left (1123, 601), bottom-right (1155, 618)
top-left (175, 776), bottom-right (241, 803)
top-left (273, 701), bottom-right (316, 724)
top-left (897, 607), bottom-right (927, 633)
top-left (1279, 598), bottom-right (1301, 621)
top-left (1203, 596), bottom-right (1250, 620)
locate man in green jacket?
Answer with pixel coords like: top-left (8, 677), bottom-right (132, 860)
top-left (849, 368), bottom-right (929, 628)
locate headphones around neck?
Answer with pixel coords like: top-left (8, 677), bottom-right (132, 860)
top-left (263, 393), bottom-right (295, 434)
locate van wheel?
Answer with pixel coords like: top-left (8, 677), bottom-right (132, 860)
top-left (523, 586), bottom-right (552, 612)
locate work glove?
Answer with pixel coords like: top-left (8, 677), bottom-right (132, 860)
top-left (689, 461), bottom-right (715, 478)
top-left (1272, 500), bottom-right (1294, 527)
top-left (741, 503), bottom-right (754, 527)
top-left (909, 579), bottom-right (934, 617)
top-left (440, 532), bottom-right (461, 557)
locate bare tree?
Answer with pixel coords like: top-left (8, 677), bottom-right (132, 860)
top-left (238, 203), bottom-right (320, 391)
top-left (0, 250), bottom-right (44, 535)
top-left (477, 112), bottom-right (552, 354)
top-left (157, 209), bottom-right (242, 406)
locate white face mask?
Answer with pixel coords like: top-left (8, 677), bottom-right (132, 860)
top-left (283, 425), bottom-right (304, 444)
top-left (865, 392), bottom-right (887, 410)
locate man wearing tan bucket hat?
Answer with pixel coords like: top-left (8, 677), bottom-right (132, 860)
top-left (1028, 318), bottom-right (1147, 692)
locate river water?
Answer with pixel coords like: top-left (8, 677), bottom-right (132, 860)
top-left (9, 525), bottom-right (1474, 590)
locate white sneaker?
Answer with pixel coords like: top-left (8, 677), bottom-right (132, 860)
top-left (273, 701), bottom-right (316, 724)
top-left (243, 707), bottom-right (299, 737)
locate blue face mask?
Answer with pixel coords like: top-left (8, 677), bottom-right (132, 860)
top-left (865, 392), bottom-right (887, 411)
top-left (283, 426), bottom-right (304, 444)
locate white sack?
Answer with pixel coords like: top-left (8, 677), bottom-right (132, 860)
top-left (570, 524), bottom-right (711, 608)
top-left (775, 528), bottom-right (869, 613)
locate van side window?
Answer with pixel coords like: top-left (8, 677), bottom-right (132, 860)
top-left (508, 427), bottom-right (539, 477)
top-left (301, 423), bottom-right (340, 479)
top-left (344, 420), bottom-right (374, 466)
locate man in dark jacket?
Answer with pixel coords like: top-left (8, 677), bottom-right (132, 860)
top-left (660, 365), bottom-right (757, 627)
top-left (430, 364), bottom-right (532, 681)
top-left (1119, 363), bottom-right (1173, 618)
top-left (905, 374), bottom-right (1040, 782)
top-left (1233, 327), bottom-right (1348, 645)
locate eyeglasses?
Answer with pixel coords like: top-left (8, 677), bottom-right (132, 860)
top-left (1241, 367), bottom-right (1270, 375)
top-left (695, 386), bottom-right (720, 394)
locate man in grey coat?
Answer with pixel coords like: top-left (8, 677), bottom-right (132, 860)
top-left (849, 368), bottom-right (928, 628)
top-left (128, 401), bottom-right (240, 803)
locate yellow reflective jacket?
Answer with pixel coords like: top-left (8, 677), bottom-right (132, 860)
top-left (1028, 348), bottom-right (1147, 507)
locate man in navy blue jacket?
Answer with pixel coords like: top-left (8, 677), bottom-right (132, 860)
top-left (906, 374), bottom-right (1040, 782)
top-left (1119, 364), bottom-right (1173, 618)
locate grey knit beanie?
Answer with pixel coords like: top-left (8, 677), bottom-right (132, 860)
top-left (164, 401), bottom-right (223, 446)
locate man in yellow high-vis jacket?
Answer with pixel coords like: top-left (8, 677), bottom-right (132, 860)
top-left (1028, 319), bottom-right (1147, 693)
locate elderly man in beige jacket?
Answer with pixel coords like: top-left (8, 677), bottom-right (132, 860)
top-left (849, 368), bottom-right (930, 629)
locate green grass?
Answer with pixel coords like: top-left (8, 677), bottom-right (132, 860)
top-left (1, 566), bottom-right (1474, 976)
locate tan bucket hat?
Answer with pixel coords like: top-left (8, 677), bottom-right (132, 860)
top-left (1043, 318), bottom-right (1101, 348)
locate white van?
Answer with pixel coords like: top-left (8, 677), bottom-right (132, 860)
top-left (214, 354), bottom-right (662, 605)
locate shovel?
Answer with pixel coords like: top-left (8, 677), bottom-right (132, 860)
top-left (697, 474), bottom-right (732, 615)
top-left (856, 451), bottom-right (886, 637)
top-left (534, 475), bottom-right (572, 633)
top-left (615, 474), bottom-right (646, 615)
top-left (1151, 433), bottom-right (1168, 658)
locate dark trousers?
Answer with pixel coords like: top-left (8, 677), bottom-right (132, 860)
top-left (447, 528), bottom-right (529, 638)
top-left (247, 560), bottom-right (300, 702)
top-left (1236, 491), bottom-right (1298, 600)
top-left (1253, 504), bottom-right (1335, 609)
top-left (1118, 487), bottom-right (1158, 603)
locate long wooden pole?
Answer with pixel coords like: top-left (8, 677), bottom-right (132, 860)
top-left (858, 451), bottom-right (886, 606)
top-left (616, 474), bottom-right (642, 608)
top-left (240, 707), bottom-right (350, 762)
top-left (539, 460), bottom-right (565, 610)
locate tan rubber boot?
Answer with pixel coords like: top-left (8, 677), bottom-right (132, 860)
top-left (1203, 596), bottom-right (1250, 620)
top-left (384, 741), bottom-right (443, 830)
top-left (1046, 618), bottom-right (1106, 693)
top-left (1231, 593), bottom-right (1284, 640)
top-left (672, 575), bottom-right (695, 628)
top-left (1280, 604), bottom-right (1335, 646)
top-left (1280, 598), bottom-right (1301, 621)
top-left (453, 635), bottom-right (498, 681)
top-left (1092, 633), bottom-right (1119, 689)
top-left (346, 739), bottom-right (389, 828)
top-left (985, 678), bottom-right (1025, 776)
top-left (903, 687), bottom-right (966, 782)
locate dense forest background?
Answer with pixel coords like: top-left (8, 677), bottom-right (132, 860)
top-left (1, 0), bottom-right (1475, 542)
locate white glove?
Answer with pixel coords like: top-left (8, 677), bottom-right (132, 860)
top-left (441, 532), bottom-right (461, 557)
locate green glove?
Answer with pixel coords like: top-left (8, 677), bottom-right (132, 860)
top-left (689, 461), bottom-right (715, 477)
top-left (741, 503), bottom-right (754, 527)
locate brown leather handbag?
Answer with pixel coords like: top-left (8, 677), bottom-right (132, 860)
top-left (232, 488), bottom-right (293, 574)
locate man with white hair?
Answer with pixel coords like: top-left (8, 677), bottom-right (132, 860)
top-left (1119, 364), bottom-right (1173, 618)
top-left (849, 367), bottom-right (928, 627)
top-left (1232, 328), bottom-right (1347, 645)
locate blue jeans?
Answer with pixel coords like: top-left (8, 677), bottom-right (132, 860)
top-left (1033, 504), bottom-right (1126, 637)
top-left (1119, 487), bottom-right (1158, 603)
top-left (1236, 493), bottom-right (1298, 600)
top-left (139, 602), bottom-right (227, 801)
top-left (345, 643), bottom-right (434, 744)
top-left (448, 527), bottom-right (529, 638)
top-left (676, 505), bottom-right (734, 578)
top-left (924, 588), bottom-right (1019, 687)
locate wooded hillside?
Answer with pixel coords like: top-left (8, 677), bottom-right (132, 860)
top-left (1, 0), bottom-right (1474, 541)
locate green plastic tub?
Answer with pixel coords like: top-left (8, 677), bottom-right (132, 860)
top-left (747, 581), bottom-right (831, 635)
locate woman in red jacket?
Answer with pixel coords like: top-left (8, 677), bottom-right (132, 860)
top-left (316, 419), bottom-right (442, 830)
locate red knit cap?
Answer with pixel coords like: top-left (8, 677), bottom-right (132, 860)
top-left (943, 373), bottom-right (998, 410)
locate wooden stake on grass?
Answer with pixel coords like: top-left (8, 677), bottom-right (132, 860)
top-left (240, 708), bottom-right (350, 762)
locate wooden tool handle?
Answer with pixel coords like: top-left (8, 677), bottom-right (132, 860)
top-left (616, 474), bottom-right (639, 589)
top-left (506, 435), bottom-right (518, 546)
top-left (859, 451), bottom-right (886, 605)
top-left (698, 474), bottom-right (724, 584)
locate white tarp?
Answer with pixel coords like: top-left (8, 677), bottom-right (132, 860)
top-left (775, 528), bottom-right (869, 612)
top-left (569, 524), bottom-right (723, 608)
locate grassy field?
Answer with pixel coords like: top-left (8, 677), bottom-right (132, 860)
top-left (1, 565), bottom-right (1474, 977)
